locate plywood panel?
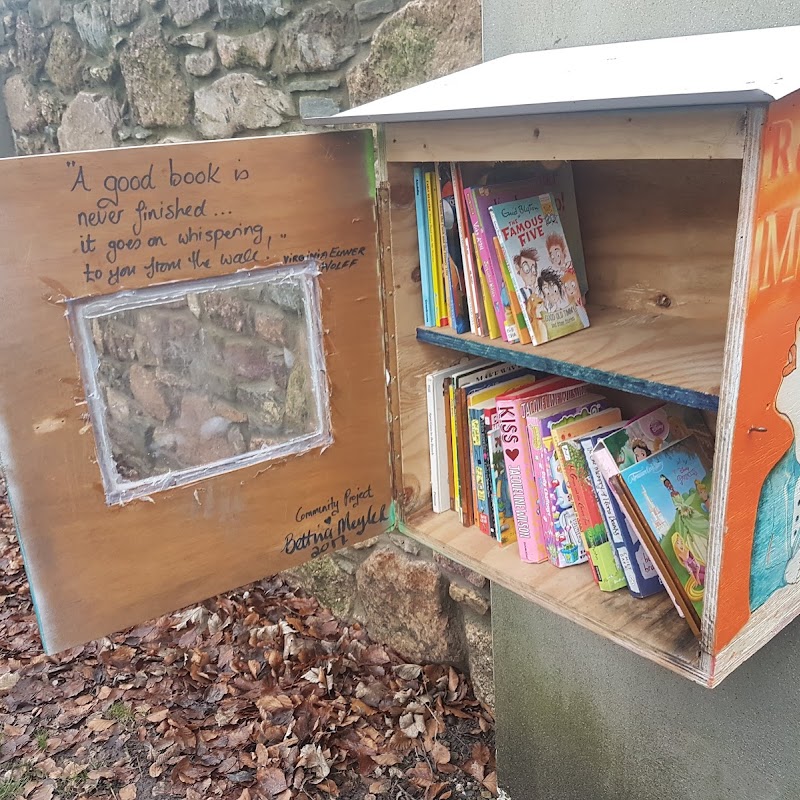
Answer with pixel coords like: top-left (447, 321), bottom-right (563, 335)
top-left (573, 160), bottom-right (741, 320)
top-left (0, 131), bottom-right (394, 653)
top-left (417, 305), bottom-right (725, 409)
top-left (710, 90), bottom-right (800, 674)
top-left (385, 163), bottom-right (468, 516)
top-left (384, 108), bottom-right (747, 163)
top-left (403, 509), bottom-right (706, 684)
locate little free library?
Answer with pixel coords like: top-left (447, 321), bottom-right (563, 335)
top-left (1, 26), bottom-right (800, 690)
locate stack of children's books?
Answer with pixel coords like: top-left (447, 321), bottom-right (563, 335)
top-left (414, 162), bottom-right (590, 346)
top-left (426, 366), bottom-right (715, 637)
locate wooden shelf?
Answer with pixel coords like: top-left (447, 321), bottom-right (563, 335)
top-left (401, 508), bottom-right (707, 684)
top-left (416, 305), bottom-right (724, 411)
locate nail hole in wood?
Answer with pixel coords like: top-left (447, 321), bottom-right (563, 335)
top-left (655, 293), bottom-right (672, 309)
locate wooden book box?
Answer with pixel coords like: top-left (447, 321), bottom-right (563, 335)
top-left (2, 25), bottom-right (800, 687)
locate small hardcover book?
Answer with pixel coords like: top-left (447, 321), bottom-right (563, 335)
top-left (580, 427), bottom-right (663, 598)
top-left (551, 409), bottom-right (628, 592)
top-left (496, 377), bottom-right (587, 563)
top-left (413, 166), bottom-right (435, 327)
top-left (620, 435), bottom-right (713, 624)
top-left (490, 193), bottom-right (589, 345)
top-left (526, 394), bottom-right (610, 568)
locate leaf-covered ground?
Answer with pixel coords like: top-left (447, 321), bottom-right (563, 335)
top-left (0, 489), bottom-right (496, 800)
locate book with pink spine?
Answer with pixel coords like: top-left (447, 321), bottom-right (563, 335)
top-left (526, 394), bottom-right (610, 568)
top-left (496, 377), bottom-right (587, 563)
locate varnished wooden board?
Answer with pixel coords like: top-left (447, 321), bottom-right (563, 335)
top-left (0, 130), bottom-right (394, 653)
top-left (384, 108), bottom-right (747, 163)
top-left (416, 305), bottom-right (724, 411)
top-left (573, 160), bottom-right (740, 321)
top-left (403, 509), bottom-right (706, 684)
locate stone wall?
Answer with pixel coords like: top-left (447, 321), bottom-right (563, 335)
top-left (0, 0), bottom-right (397, 152)
top-left (0, 0), bottom-right (488, 707)
top-left (87, 276), bottom-right (317, 485)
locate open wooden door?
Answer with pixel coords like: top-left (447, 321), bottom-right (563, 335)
top-left (0, 129), bottom-right (394, 654)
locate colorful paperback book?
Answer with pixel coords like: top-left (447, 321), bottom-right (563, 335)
top-left (468, 374), bottom-right (537, 535)
top-left (494, 237), bottom-right (531, 344)
top-left (427, 360), bottom-right (481, 513)
top-left (462, 163), bottom-right (588, 340)
top-left (552, 409), bottom-right (628, 591)
top-left (496, 378), bottom-right (587, 563)
top-left (600, 403), bottom-right (714, 470)
top-left (450, 362), bottom-right (527, 523)
top-left (621, 435), bottom-right (713, 622)
top-left (425, 169), bottom-right (447, 327)
top-left (474, 234), bottom-right (501, 339)
top-left (413, 167), bottom-right (435, 327)
top-left (490, 193), bottom-right (589, 345)
top-left (464, 184), bottom-right (521, 342)
top-left (580, 427), bottom-right (663, 599)
top-left (451, 163), bottom-right (483, 335)
top-left (437, 163), bottom-right (470, 334)
top-left (487, 418), bottom-right (516, 544)
top-left (527, 394), bottom-right (610, 568)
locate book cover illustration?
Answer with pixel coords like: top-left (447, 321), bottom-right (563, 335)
top-left (437, 163), bottom-right (470, 334)
top-left (601, 403), bottom-right (714, 470)
top-left (450, 163), bottom-right (484, 335)
top-left (488, 416), bottom-right (516, 544)
top-left (494, 236), bottom-right (531, 344)
top-left (497, 378), bottom-right (587, 563)
top-left (467, 374), bottom-right (537, 534)
top-left (527, 395), bottom-right (609, 568)
top-left (490, 193), bottom-right (589, 345)
top-left (464, 184), bottom-right (521, 342)
top-left (552, 410), bottom-right (628, 591)
top-left (580, 429), bottom-right (663, 599)
top-left (621, 436), bottom-right (713, 618)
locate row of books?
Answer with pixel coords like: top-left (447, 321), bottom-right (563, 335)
top-left (426, 359), bottom-right (715, 637)
top-left (413, 162), bottom-right (590, 346)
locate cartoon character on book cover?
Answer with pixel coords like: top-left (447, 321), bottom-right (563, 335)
top-left (749, 318), bottom-right (800, 611)
top-left (706, 94), bottom-right (800, 654)
top-left (490, 193), bottom-right (588, 345)
top-left (548, 449), bottom-right (584, 564)
top-left (623, 440), bottom-right (712, 615)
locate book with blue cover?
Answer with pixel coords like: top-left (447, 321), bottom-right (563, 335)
top-left (413, 166), bottom-right (435, 327)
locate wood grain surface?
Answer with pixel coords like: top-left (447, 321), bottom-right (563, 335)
top-left (402, 509), bottom-right (706, 684)
top-left (0, 130), bottom-right (394, 653)
top-left (384, 107), bottom-right (747, 163)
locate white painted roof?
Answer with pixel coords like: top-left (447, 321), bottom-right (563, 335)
top-left (315, 25), bottom-right (800, 123)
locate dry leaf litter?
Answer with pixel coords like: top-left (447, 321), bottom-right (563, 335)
top-left (0, 483), bottom-right (496, 800)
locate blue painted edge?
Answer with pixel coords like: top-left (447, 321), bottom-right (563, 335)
top-left (416, 327), bottom-right (720, 412)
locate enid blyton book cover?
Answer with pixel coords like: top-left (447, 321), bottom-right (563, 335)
top-left (490, 193), bottom-right (589, 345)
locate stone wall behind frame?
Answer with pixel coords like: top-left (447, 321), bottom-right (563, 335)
top-left (0, 0), bottom-right (481, 155)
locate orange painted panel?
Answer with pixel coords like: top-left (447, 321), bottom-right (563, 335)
top-left (715, 93), bottom-right (800, 652)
